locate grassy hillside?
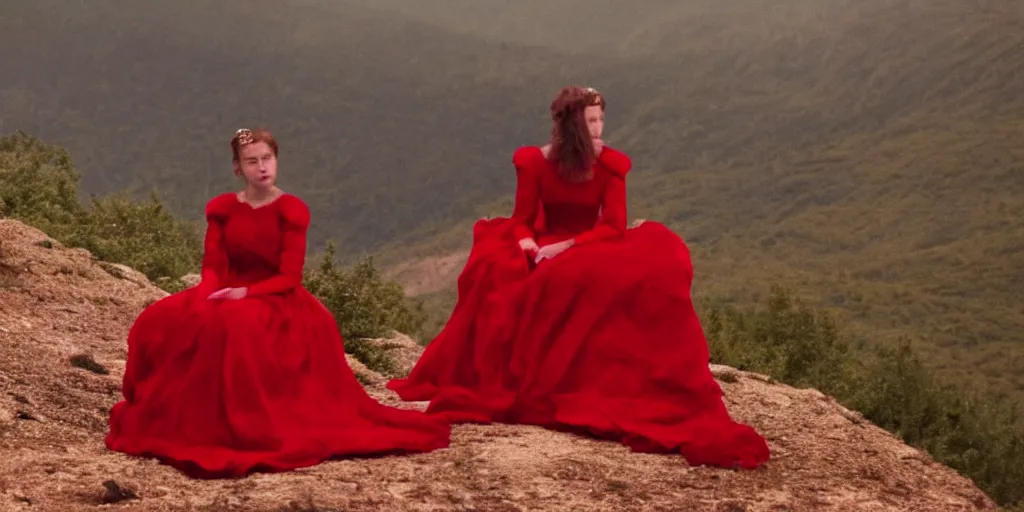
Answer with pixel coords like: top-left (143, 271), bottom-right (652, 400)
top-left (3, 0), bottom-right (1023, 412)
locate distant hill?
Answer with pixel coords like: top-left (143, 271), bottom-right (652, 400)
top-left (3, 0), bottom-right (1023, 408)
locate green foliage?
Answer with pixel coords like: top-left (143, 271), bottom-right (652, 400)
top-left (410, 289), bottom-right (460, 345)
top-left (303, 242), bottom-right (427, 375)
top-left (851, 342), bottom-right (1024, 509)
top-left (702, 286), bottom-right (855, 398)
top-left (0, 131), bottom-right (84, 234)
top-left (65, 192), bottom-right (203, 283)
top-left (701, 287), bottom-right (1024, 507)
top-left (0, 132), bottom-right (202, 290)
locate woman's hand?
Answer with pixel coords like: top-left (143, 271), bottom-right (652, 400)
top-left (534, 239), bottom-right (574, 263)
top-left (207, 287), bottom-right (248, 300)
top-left (518, 237), bottom-right (540, 254)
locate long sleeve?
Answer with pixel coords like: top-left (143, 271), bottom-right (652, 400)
top-left (245, 197), bottom-right (311, 297)
top-left (196, 197), bottom-right (231, 298)
top-left (572, 147), bottom-right (632, 246)
top-left (510, 147), bottom-right (541, 241)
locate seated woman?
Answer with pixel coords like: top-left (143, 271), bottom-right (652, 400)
top-left (387, 86), bottom-right (770, 470)
top-left (106, 128), bottom-right (450, 478)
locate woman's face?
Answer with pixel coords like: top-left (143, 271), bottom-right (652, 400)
top-left (583, 105), bottom-right (605, 139)
top-left (234, 141), bottom-right (278, 189)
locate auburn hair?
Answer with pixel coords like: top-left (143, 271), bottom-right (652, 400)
top-left (547, 86), bottom-right (605, 181)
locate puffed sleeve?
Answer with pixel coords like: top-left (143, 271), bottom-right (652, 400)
top-left (195, 193), bottom-right (235, 297)
top-left (510, 146), bottom-right (542, 242)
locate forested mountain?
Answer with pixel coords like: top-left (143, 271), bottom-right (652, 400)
top-left (3, 0), bottom-right (1023, 404)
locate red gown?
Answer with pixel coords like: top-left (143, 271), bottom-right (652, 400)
top-left (387, 146), bottom-right (770, 469)
top-left (106, 193), bottom-right (450, 478)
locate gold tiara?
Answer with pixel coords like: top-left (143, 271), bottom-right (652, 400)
top-left (235, 128), bottom-right (254, 145)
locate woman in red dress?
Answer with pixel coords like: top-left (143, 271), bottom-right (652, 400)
top-left (106, 128), bottom-right (450, 478)
top-left (387, 87), bottom-right (770, 469)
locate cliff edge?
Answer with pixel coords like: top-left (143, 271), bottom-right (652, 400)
top-left (0, 219), bottom-right (997, 511)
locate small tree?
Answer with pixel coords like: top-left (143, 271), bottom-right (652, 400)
top-left (67, 191), bottom-right (203, 283)
top-left (701, 287), bottom-right (1023, 506)
top-left (0, 131), bottom-right (84, 234)
top-left (304, 242), bottom-right (427, 374)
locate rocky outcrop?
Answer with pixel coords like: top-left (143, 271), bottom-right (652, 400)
top-left (0, 219), bottom-right (997, 511)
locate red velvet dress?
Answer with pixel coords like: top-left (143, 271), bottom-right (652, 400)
top-left (387, 146), bottom-right (770, 469)
top-left (106, 193), bottom-right (450, 478)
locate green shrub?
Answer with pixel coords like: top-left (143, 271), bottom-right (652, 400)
top-left (0, 132), bottom-right (202, 291)
top-left (304, 242), bottom-right (427, 374)
top-left (700, 286), bottom-right (1024, 507)
top-left (701, 286), bottom-right (856, 399)
top-left (849, 340), bottom-right (1024, 508)
top-left (0, 131), bottom-right (84, 235)
top-left (66, 192), bottom-right (203, 283)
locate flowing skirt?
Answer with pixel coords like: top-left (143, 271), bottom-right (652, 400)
top-left (387, 218), bottom-right (769, 469)
top-left (107, 285), bottom-right (450, 478)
